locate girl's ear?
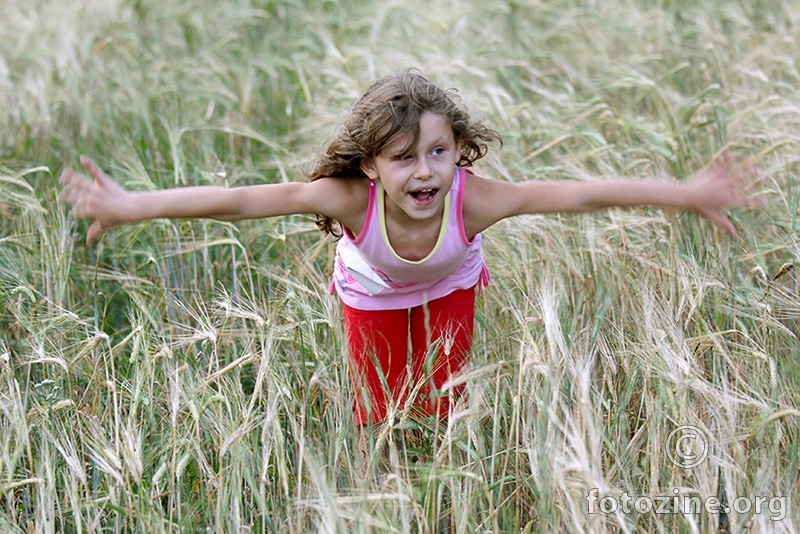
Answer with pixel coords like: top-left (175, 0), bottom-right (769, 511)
top-left (360, 158), bottom-right (379, 180)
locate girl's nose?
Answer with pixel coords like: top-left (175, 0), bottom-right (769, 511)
top-left (414, 159), bottom-right (433, 179)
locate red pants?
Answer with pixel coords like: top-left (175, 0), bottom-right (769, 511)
top-left (343, 288), bottom-right (475, 424)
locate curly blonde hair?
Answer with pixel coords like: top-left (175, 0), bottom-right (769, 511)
top-left (308, 70), bottom-right (501, 237)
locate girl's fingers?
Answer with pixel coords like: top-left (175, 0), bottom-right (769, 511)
top-left (707, 211), bottom-right (737, 236)
top-left (743, 195), bottom-right (768, 210)
top-left (58, 167), bottom-right (72, 185)
top-left (58, 158), bottom-right (112, 246)
top-left (80, 155), bottom-right (107, 183)
top-left (713, 153), bottom-right (766, 208)
top-left (86, 221), bottom-right (104, 247)
top-left (59, 167), bottom-right (85, 187)
top-left (57, 187), bottom-right (74, 206)
top-left (70, 198), bottom-right (84, 218)
top-left (57, 179), bottom-right (92, 207)
top-left (59, 167), bottom-right (94, 191)
top-left (58, 183), bottom-right (83, 206)
top-left (741, 166), bottom-right (767, 192)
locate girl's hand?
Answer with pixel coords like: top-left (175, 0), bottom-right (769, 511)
top-left (687, 149), bottom-right (766, 235)
top-left (58, 156), bottom-right (133, 246)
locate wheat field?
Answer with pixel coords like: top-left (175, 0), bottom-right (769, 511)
top-left (1, 0), bottom-right (799, 532)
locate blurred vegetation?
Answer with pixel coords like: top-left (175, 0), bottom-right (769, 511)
top-left (1, 0), bottom-right (799, 532)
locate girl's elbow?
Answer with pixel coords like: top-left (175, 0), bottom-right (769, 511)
top-left (224, 188), bottom-right (257, 220)
top-left (211, 212), bottom-right (241, 222)
top-left (556, 185), bottom-right (605, 213)
top-left (575, 193), bottom-right (606, 212)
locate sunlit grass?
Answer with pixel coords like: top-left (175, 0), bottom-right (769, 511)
top-left (1, 0), bottom-right (799, 532)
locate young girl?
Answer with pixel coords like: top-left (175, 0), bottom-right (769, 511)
top-left (59, 70), bottom-right (762, 426)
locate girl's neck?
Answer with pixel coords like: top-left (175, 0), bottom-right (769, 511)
top-left (380, 187), bottom-right (448, 262)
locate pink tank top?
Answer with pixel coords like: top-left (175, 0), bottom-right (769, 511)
top-left (331, 167), bottom-right (490, 310)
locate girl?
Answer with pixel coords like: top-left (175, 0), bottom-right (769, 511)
top-left (59, 70), bottom-right (762, 426)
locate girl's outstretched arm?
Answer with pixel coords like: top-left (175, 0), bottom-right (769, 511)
top-left (59, 156), bottom-right (366, 246)
top-left (464, 149), bottom-right (765, 237)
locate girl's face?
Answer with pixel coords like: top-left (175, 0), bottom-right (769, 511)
top-left (361, 112), bottom-right (461, 226)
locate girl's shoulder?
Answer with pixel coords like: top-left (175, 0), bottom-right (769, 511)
top-left (461, 170), bottom-right (524, 238)
top-left (317, 174), bottom-right (372, 204)
top-left (310, 175), bottom-right (372, 234)
top-left (461, 170), bottom-right (498, 238)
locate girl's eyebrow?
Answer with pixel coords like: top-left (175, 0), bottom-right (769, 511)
top-left (384, 144), bottom-right (407, 157)
top-left (384, 134), bottom-right (453, 159)
top-left (386, 141), bottom-right (416, 158)
top-left (429, 134), bottom-right (454, 146)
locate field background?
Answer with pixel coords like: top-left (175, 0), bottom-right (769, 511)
top-left (1, 0), bottom-right (799, 532)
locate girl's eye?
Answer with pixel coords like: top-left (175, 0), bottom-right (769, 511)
top-left (432, 147), bottom-right (445, 156)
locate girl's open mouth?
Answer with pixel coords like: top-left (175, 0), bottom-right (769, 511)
top-left (410, 188), bottom-right (438, 203)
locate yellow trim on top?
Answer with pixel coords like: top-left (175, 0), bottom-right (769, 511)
top-left (377, 181), bottom-right (450, 265)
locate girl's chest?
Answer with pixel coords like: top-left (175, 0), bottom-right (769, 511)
top-left (383, 217), bottom-right (443, 262)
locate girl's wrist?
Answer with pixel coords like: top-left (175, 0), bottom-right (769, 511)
top-left (681, 182), bottom-right (703, 212)
top-left (122, 191), bottom-right (148, 223)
